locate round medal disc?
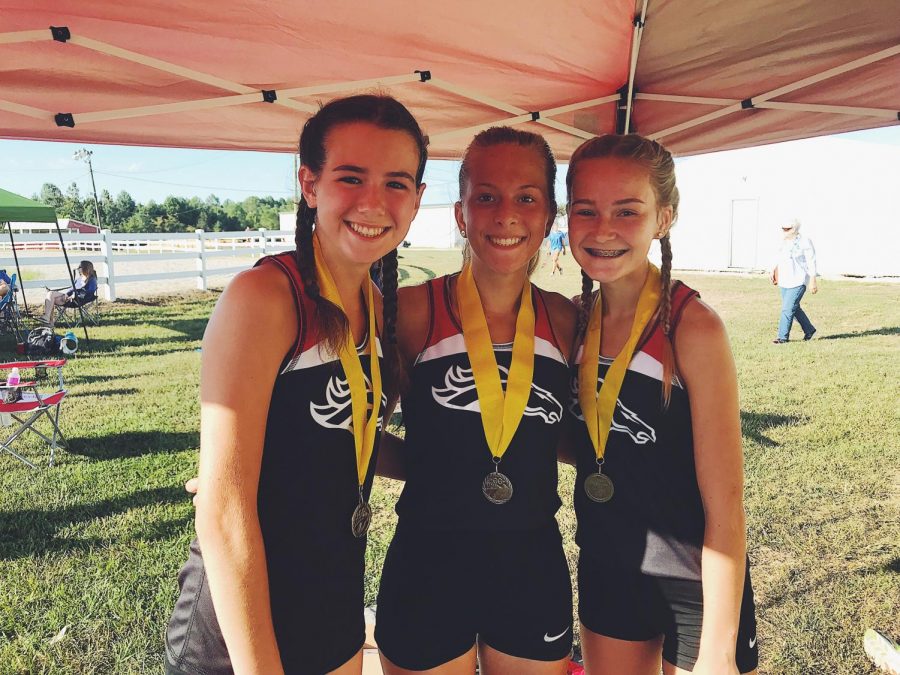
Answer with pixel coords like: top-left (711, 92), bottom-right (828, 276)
top-left (482, 471), bottom-right (514, 504)
top-left (584, 472), bottom-right (614, 503)
top-left (351, 501), bottom-right (372, 538)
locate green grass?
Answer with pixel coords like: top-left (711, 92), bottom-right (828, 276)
top-left (0, 251), bottom-right (897, 674)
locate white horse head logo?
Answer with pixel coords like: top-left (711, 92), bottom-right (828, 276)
top-left (432, 364), bottom-right (563, 424)
top-left (568, 375), bottom-right (656, 444)
top-left (310, 373), bottom-right (387, 433)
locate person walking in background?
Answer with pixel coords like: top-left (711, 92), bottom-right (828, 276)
top-left (40, 260), bottom-right (97, 327)
top-left (771, 219), bottom-right (817, 344)
top-left (548, 222), bottom-right (568, 275)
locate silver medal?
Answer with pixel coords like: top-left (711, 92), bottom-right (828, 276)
top-left (584, 472), bottom-right (615, 503)
top-left (482, 471), bottom-right (513, 504)
top-left (351, 500), bottom-right (372, 538)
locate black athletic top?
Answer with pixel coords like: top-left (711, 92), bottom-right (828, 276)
top-left (395, 274), bottom-right (569, 531)
top-left (165, 251), bottom-right (384, 675)
top-left (572, 281), bottom-right (705, 581)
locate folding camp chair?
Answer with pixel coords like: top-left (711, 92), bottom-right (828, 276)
top-left (0, 359), bottom-right (68, 468)
top-left (0, 273), bottom-right (25, 342)
top-left (54, 289), bottom-right (101, 328)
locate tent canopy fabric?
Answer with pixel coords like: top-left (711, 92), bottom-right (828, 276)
top-left (1, 1), bottom-right (898, 159)
top-left (0, 188), bottom-right (57, 224)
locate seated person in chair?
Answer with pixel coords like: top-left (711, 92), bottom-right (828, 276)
top-left (41, 260), bottom-right (98, 327)
top-left (0, 269), bottom-right (12, 299)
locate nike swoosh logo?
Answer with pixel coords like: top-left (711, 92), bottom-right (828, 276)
top-left (749, 636), bottom-right (757, 648)
top-left (544, 627), bottom-right (570, 642)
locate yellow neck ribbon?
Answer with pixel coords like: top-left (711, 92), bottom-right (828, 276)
top-left (578, 264), bottom-right (661, 462)
top-left (313, 234), bottom-right (382, 486)
top-left (457, 263), bottom-right (535, 460)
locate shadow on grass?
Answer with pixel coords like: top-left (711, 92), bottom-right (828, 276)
top-left (80, 335), bottom-right (201, 354)
top-left (152, 317), bottom-right (208, 338)
top-left (884, 557), bottom-right (900, 574)
top-left (741, 410), bottom-right (807, 448)
top-left (819, 326), bottom-right (899, 340)
top-left (402, 264), bottom-right (437, 281)
top-left (80, 387), bottom-right (140, 397)
top-left (0, 485), bottom-right (191, 560)
top-left (67, 430), bottom-right (199, 460)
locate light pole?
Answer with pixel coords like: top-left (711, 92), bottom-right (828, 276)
top-left (73, 148), bottom-right (103, 229)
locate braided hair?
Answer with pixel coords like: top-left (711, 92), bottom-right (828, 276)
top-left (293, 94), bottom-right (428, 392)
top-left (567, 133), bottom-right (680, 407)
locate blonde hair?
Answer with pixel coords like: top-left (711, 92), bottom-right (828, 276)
top-left (567, 133), bottom-right (679, 407)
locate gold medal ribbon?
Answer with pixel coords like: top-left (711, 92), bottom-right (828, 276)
top-left (578, 264), bottom-right (661, 461)
top-left (313, 234), bottom-right (382, 486)
top-left (457, 263), bottom-right (535, 460)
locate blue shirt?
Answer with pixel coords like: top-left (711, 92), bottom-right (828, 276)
top-left (548, 231), bottom-right (567, 251)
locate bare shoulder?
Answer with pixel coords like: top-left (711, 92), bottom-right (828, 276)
top-left (673, 298), bottom-right (733, 377)
top-left (205, 264), bottom-right (297, 355)
top-left (537, 288), bottom-right (579, 361)
top-left (396, 281), bottom-right (432, 361)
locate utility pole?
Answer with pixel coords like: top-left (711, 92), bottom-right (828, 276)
top-left (73, 148), bottom-right (103, 229)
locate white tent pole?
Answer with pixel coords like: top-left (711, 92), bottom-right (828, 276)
top-left (541, 95), bottom-right (620, 117)
top-left (0, 30), bottom-right (48, 44)
top-left (636, 93), bottom-right (740, 106)
top-left (624, 0), bottom-right (650, 134)
top-left (70, 36), bottom-right (257, 94)
top-left (754, 101), bottom-right (898, 119)
top-left (278, 73), bottom-right (423, 99)
top-left (651, 44), bottom-right (900, 141)
top-left (76, 92), bottom-right (275, 124)
top-left (429, 114), bottom-right (539, 143)
top-left (0, 98), bottom-right (49, 119)
top-left (429, 78), bottom-right (599, 141)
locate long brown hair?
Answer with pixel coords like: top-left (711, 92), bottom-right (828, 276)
top-left (567, 133), bottom-right (680, 407)
top-left (293, 94), bottom-right (428, 392)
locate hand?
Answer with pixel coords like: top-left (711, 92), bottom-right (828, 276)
top-left (809, 280), bottom-right (818, 294)
top-left (770, 272), bottom-right (777, 285)
top-left (185, 476), bottom-right (200, 506)
top-left (691, 654), bottom-right (739, 675)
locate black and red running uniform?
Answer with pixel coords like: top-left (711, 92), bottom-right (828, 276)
top-left (571, 281), bottom-right (758, 672)
top-left (165, 251), bottom-right (385, 675)
top-left (376, 274), bottom-right (573, 669)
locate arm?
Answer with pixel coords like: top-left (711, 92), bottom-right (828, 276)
top-left (675, 300), bottom-right (747, 675)
top-left (803, 238), bottom-right (818, 293)
top-left (541, 290), bottom-right (579, 465)
top-left (194, 266), bottom-right (295, 675)
top-left (375, 394), bottom-right (406, 481)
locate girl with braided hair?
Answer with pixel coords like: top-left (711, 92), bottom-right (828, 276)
top-left (165, 94), bottom-right (426, 675)
top-left (565, 134), bottom-right (758, 675)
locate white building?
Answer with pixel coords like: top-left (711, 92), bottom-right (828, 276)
top-left (275, 136), bottom-right (899, 278)
top-left (669, 136), bottom-right (899, 278)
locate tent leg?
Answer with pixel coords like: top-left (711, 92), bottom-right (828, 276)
top-left (52, 219), bottom-right (90, 349)
top-left (5, 222), bottom-right (29, 315)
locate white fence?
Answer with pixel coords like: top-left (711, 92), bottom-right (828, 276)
top-left (0, 229), bottom-right (295, 301)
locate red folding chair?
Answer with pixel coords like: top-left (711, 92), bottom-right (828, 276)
top-left (0, 360), bottom-right (68, 468)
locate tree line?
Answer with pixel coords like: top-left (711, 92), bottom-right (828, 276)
top-left (33, 182), bottom-right (294, 233)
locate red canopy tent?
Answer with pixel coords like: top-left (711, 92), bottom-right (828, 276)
top-left (0, 0), bottom-right (898, 159)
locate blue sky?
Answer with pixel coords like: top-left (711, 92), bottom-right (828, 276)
top-left (1, 126), bottom-right (898, 208)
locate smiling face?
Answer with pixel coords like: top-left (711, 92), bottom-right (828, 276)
top-left (299, 121), bottom-right (424, 270)
top-left (568, 157), bottom-right (672, 285)
top-left (455, 143), bottom-right (554, 276)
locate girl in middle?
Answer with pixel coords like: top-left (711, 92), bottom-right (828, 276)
top-left (375, 126), bottom-right (579, 675)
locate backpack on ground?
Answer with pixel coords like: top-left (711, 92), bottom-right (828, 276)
top-left (26, 327), bottom-right (57, 356)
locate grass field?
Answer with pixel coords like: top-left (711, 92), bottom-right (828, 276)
top-left (0, 250), bottom-right (897, 674)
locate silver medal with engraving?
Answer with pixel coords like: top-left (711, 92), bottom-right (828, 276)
top-left (351, 499), bottom-right (372, 537)
top-left (584, 472), bottom-right (614, 503)
top-left (482, 470), bottom-right (513, 504)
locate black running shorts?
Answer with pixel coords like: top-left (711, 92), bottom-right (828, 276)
top-left (376, 521), bottom-right (573, 670)
top-left (578, 552), bottom-right (758, 673)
